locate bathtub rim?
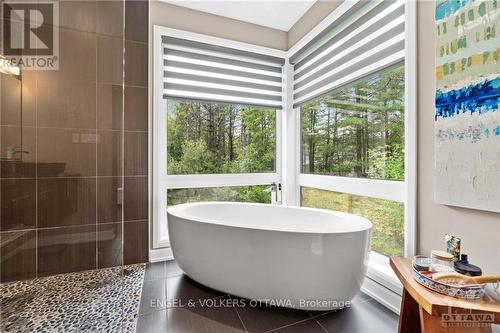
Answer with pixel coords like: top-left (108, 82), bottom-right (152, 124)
top-left (167, 201), bottom-right (372, 235)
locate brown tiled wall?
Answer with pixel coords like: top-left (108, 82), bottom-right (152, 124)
top-left (123, 0), bottom-right (149, 266)
top-left (0, 0), bottom-right (149, 283)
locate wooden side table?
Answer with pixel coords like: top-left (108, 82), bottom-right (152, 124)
top-left (390, 257), bottom-right (500, 333)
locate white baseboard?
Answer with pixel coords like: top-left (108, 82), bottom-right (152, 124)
top-left (149, 247), bottom-right (174, 262)
top-left (361, 277), bottom-right (402, 315)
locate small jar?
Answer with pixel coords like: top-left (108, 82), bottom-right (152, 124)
top-left (412, 255), bottom-right (432, 271)
top-left (430, 250), bottom-right (455, 273)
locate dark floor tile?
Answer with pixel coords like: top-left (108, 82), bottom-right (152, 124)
top-left (307, 292), bottom-right (372, 317)
top-left (166, 260), bottom-right (183, 277)
top-left (167, 304), bottom-right (245, 333)
top-left (315, 299), bottom-right (398, 333)
top-left (136, 309), bottom-right (168, 333)
top-left (144, 261), bottom-right (167, 281)
top-left (166, 274), bottom-right (226, 307)
top-left (272, 318), bottom-right (326, 333)
top-left (140, 278), bottom-right (167, 314)
top-left (234, 298), bottom-right (311, 333)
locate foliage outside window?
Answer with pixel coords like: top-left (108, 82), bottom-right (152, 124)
top-left (301, 65), bottom-right (405, 181)
top-left (167, 99), bottom-right (276, 175)
top-left (167, 186), bottom-right (271, 206)
top-left (301, 187), bottom-right (404, 257)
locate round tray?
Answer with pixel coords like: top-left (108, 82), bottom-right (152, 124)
top-left (412, 268), bottom-right (486, 299)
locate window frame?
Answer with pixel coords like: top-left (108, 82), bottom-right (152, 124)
top-left (153, 26), bottom-right (286, 248)
top-left (286, 0), bottom-right (416, 300)
top-left (152, 1), bottom-right (417, 307)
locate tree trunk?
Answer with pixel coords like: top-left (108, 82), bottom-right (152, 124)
top-left (324, 108), bottom-right (331, 170)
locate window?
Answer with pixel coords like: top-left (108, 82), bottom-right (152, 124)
top-left (167, 99), bottom-right (276, 175)
top-left (301, 187), bottom-right (404, 256)
top-left (289, 0), bottom-right (414, 265)
top-left (168, 186), bottom-right (271, 205)
top-left (301, 65), bottom-right (404, 181)
top-left (154, 27), bottom-right (285, 248)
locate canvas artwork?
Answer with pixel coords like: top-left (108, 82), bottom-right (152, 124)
top-left (434, 0), bottom-right (500, 212)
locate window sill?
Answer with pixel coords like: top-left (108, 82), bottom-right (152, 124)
top-left (362, 252), bottom-right (403, 314)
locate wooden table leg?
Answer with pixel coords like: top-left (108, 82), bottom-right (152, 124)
top-left (398, 288), bottom-right (421, 333)
top-left (418, 306), bottom-right (493, 333)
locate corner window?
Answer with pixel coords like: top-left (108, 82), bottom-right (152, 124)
top-left (300, 65), bottom-right (405, 181)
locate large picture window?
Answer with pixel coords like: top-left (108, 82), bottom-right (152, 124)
top-left (154, 27), bottom-right (285, 248)
top-left (167, 99), bottom-right (276, 175)
top-left (301, 187), bottom-right (404, 256)
top-left (301, 65), bottom-right (404, 181)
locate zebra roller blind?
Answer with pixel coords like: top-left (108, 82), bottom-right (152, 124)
top-left (162, 36), bottom-right (285, 109)
top-left (290, 0), bottom-right (405, 108)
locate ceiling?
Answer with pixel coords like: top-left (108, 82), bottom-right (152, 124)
top-left (160, 0), bottom-right (317, 31)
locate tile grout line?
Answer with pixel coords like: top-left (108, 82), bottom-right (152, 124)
top-left (228, 295), bottom-right (248, 333)
top-left (312, 316), bottom-right (329, 333)
top-left (95, 0), bottom-right (99, 271)
top-left (308, 310), bottom-right (335, 319)
top-left (35, 50), bottom-right (39, 279)
top-left (233, 306), bottom-right (248, 332)
top-left (263, 317), bottom-right (317, 333)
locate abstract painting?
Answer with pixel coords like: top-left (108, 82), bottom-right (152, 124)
top-left (434, 0), bottom-right (500, 212)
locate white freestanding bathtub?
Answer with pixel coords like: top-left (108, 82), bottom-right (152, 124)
top-left (167, 202), bottom-right (372, 310)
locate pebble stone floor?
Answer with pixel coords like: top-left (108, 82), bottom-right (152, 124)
top-left (1, 264), bottom-right (145, 333)
top-left (137, 261), bottom-right (399, 333)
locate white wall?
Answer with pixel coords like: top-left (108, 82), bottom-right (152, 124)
top-left (287, 0), bottom-right (342, 48)
top-left (150, 1), bottom-right (287, 50)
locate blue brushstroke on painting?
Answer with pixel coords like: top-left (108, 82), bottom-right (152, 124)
top-left (494, 125), bottom-right (500, 136)
top-left (435, 78), bottom-right (500, 120)
top-left (436, 124), bottom-right (499, 143)
top-left (435, 0), bottom-right (471, 20)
